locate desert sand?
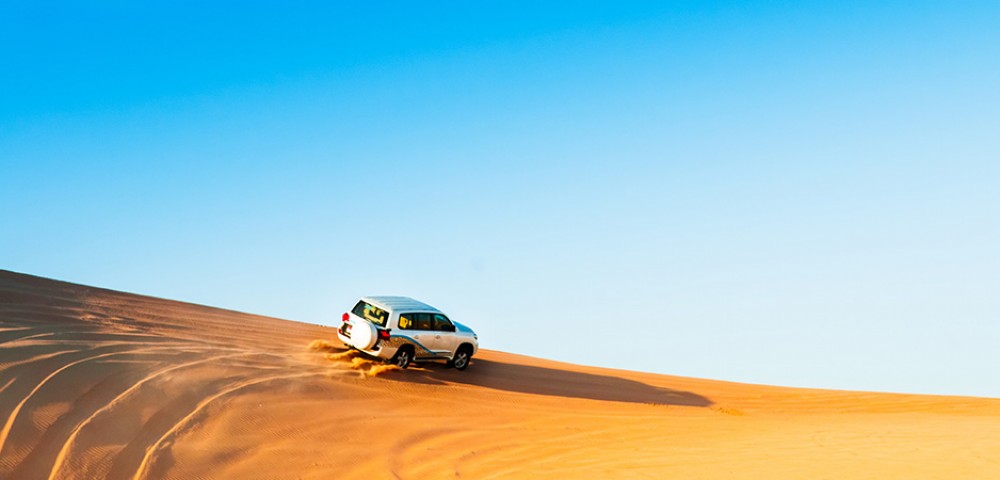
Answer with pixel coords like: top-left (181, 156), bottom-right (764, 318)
top-left (1, 269), bottom-right (998, 479)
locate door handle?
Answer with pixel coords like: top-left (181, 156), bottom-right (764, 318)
top-left (435, 335), bottom-right (441, 339)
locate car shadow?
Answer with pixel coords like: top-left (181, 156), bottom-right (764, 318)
top-left (381, 358), bottom-right (713, 407)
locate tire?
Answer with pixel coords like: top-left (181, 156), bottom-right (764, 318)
top-left (392, 346), bottom-right (413, 369)
top-left (450, 345), bottom-right (472, 371)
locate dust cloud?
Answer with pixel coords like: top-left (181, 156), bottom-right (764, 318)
top-left (308, 339), bottom-right (339, 352)
top-left (309, 340), bottom-right (400, 378)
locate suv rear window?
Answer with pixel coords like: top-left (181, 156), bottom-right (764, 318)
top-left (352, 301), bottom-right (388, 326)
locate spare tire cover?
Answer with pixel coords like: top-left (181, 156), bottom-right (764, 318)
top-left (350, 320), bottom-right (377, 350)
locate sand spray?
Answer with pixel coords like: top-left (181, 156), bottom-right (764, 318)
top-left (310, 340), bottom-right (400, 378)
top-left (307, 339), bottom-right (339, 352)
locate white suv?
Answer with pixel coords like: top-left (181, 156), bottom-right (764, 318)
top-left (336, 296), bottom-right (479, 370)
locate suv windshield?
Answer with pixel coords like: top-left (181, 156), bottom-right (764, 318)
top-left (351, 301), bottom-right (388, 326)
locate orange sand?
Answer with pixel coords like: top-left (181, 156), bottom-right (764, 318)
top-left (1, 270), bottom-right (998, 479)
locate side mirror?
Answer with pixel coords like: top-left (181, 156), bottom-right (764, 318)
top-left (443, 324), bottom-right (456, 332)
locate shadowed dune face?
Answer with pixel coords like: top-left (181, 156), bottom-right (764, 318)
top-left (2, 269), bottom-right (1000, 480)
top-left (383, 359), bottom-right (712, 407)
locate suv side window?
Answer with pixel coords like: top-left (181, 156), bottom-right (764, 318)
top-left (399, 313), bottom-right (433, 330)
top-left (433, 314), bottom-right (455, 332)
top-left (398, 313), bottom-right (415, 330)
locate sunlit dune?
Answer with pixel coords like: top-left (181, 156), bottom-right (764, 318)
top-left (1, 269), bottom-right (999, 479)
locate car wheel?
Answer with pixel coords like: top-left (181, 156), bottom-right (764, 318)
top-left (392, 347), bottom-right (413, 369)
top-left (450, 346), bottom-right (472, 371)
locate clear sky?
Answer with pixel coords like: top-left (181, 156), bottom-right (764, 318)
top-left (3, 1), bottom-right (999, 397)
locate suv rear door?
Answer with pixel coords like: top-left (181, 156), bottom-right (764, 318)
top-left (397, 312), bottom-right (436, 356)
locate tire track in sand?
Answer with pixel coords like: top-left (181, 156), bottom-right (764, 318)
top-left (0, 345), bottom-right (193, 462)
top-left (131, 371), bottom-right (325, 480)
top-left (45, 351), bottom-right (251, 480)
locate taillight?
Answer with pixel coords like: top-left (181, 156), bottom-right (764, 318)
top-left (342, 313), bottom-right (349, 322)
top-left (378, 329), bottom-right (390, 341)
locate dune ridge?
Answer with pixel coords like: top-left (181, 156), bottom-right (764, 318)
top-left (1, 269), bottom-right (999, 479)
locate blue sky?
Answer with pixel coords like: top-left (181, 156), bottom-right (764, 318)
top-left (3, 1), bottom-right (999, 397)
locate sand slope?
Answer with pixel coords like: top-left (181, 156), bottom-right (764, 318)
top-left (1, 270), bottom-right (998, 479)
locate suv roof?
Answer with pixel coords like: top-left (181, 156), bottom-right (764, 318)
top-left (362, 296), bottom-right (443, 314)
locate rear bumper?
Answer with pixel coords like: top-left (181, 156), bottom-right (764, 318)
top-left (335, 330), bottom-right (351, 347)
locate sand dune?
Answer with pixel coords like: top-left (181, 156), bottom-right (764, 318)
top-left (1, 270), bottom-right (998, 479)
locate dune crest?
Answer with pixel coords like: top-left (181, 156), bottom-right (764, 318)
top-left (2, 269), bottom-right (999, 479)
